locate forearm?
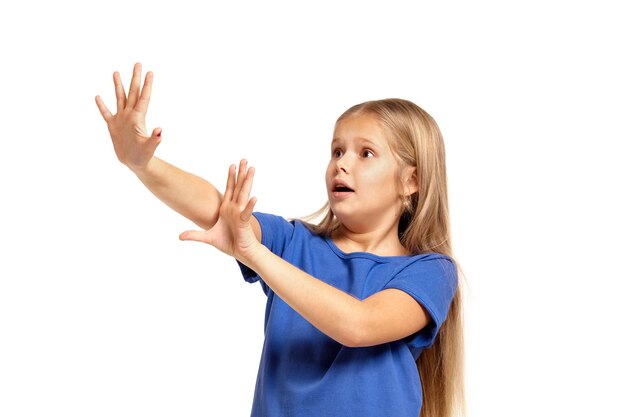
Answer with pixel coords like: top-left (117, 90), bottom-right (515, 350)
top-left (245, 244), bottom-right (365, 347)
top-left (131, 156), bottom-right (222, 229)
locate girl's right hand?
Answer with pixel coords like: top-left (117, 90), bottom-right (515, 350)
top-left (95, 63), bottom-right (162, 173)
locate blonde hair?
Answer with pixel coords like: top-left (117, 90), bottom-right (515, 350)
top-left (303, 99), bottom-right (465, 417)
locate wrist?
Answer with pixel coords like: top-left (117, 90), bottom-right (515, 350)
top-left (238, 241), bottom-right (268, 273)
top-left (129, 156), bottom-right (157, 178)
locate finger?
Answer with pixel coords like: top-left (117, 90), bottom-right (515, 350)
top-left (148, 127), bottom-right (163, 152)
top-left (223, 164), bottom-right (236, 202)
top-left (135, 71), bottom-right (153, 113)
top-left (237, 166), bottom-right (255, 206)
top-left (95, 95), bottom-right (113, 122)
top-left (150, 127), bottom-right (162, 140)
top-left (126, 62), bottom-right (142, 108)
top-left (233, 159), bottom-right (248, 202)
top-left (240, 197), bottom-right (257, 222)
top-left (179, 229), bottom-right (210, 243)
top-left (113, 71), bottom-right (126, 112)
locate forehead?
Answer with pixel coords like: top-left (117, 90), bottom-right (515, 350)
top-left (332, 113), bottom-right (390, 148)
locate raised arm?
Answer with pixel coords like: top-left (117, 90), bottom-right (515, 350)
top-left (132, 156), bottom-right (223, 230)
top-left (179, 163), bottom-right (427, 347)
top-left (95, 63), bottom-right (221, 230)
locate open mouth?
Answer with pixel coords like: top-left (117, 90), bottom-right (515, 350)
top-left (333, 185), bottom-right (354, 192)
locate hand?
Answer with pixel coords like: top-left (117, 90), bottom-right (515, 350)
top-left (179, 160), bottom-right (260, 263)
top-left (95, 63), bottom-right (161, 172)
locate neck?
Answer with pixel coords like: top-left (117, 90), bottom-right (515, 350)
top-left (331, 222), bottom-right (409, 257)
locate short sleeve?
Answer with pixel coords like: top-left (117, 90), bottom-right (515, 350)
top-left (236, 212), bottom-right (296, 293)
top-left (383, 255), bottom-right (458, 350)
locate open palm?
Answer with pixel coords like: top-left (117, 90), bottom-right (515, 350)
top-left (179, 160), bottom-right (259, 262)
top-left (95, 63), bottom-right (162, 172)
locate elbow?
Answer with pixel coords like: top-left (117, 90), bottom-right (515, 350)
top-left (194, 220), bottom-right (215, 231)
top-left (338, 332), bottom-right (359, 348)
top-left (341, 334), bottom-right (365, 349)
top-left (193, 211), bottom-right (220, 230)
top-left (338, 314), bottom-right (370, 348)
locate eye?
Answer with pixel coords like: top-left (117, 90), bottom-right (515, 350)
top-left (332, 148), bottom-right (343, 158)
top-left (361, 149), bottom-right (374, 158)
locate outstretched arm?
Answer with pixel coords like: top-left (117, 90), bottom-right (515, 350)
top-left (179, 162), bottom-right (429, 348)
top-left (132, 156), bottom-right (224, 231)
top-left (95, 63), bottom-right (224, 230)
top-left (248, 249), bottom-right (431, 348)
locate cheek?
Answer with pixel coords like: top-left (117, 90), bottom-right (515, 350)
top-left (325, 163), bottom-right (333, 187)
top-left (368, 168), bottom-right (401, 198)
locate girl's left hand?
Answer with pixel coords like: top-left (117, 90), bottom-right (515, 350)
top-left (179, 160), bottom-right (259, 263)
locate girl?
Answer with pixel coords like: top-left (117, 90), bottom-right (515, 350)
top-left (95, 63), bottom-right (465, 417)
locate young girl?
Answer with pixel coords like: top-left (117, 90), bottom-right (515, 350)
top-left (96, 63), bottom-right (465, 417)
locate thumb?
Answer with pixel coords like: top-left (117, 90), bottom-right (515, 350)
top-left (150, 127), bottom-right (162, 141)
top-left (148, 127), bottom-right (163, 150)
top-left (179, 229), bottom-right (210, 243)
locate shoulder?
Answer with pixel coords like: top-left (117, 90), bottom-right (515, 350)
top-left (391, 253), bottom-right (459, 296)
top-left (252, 212), bottom-right (320, 237)
top-left (380, 253), bottom-right (458, 336)
top-left (403, 253), bottom-right (456, 275)
top-left (251, 212), bottom-right (323, 255)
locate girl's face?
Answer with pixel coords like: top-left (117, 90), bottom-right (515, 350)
top-left (325, 113), bottom-right (416, 234)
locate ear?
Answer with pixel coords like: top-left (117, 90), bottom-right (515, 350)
top-left (401, 166), bottom-right (419, 196)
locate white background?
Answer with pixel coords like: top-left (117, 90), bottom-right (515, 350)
top-left (1, 1), bottom-right (624, 416)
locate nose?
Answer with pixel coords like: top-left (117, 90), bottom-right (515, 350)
top-left (335, 153), bottom-right (351, 174)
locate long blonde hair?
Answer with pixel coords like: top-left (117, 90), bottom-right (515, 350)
top-left (304, 99), bottom-right (465, 417)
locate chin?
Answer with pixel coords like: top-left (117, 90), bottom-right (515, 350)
top-left (332, 212), bottom-right (369, 233)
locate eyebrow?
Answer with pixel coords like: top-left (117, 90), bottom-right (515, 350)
top-left (331, 137), bottom-right (381, 148)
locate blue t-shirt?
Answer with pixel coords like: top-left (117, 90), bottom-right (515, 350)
top-left (238, 212), bottom-right (458, 417)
